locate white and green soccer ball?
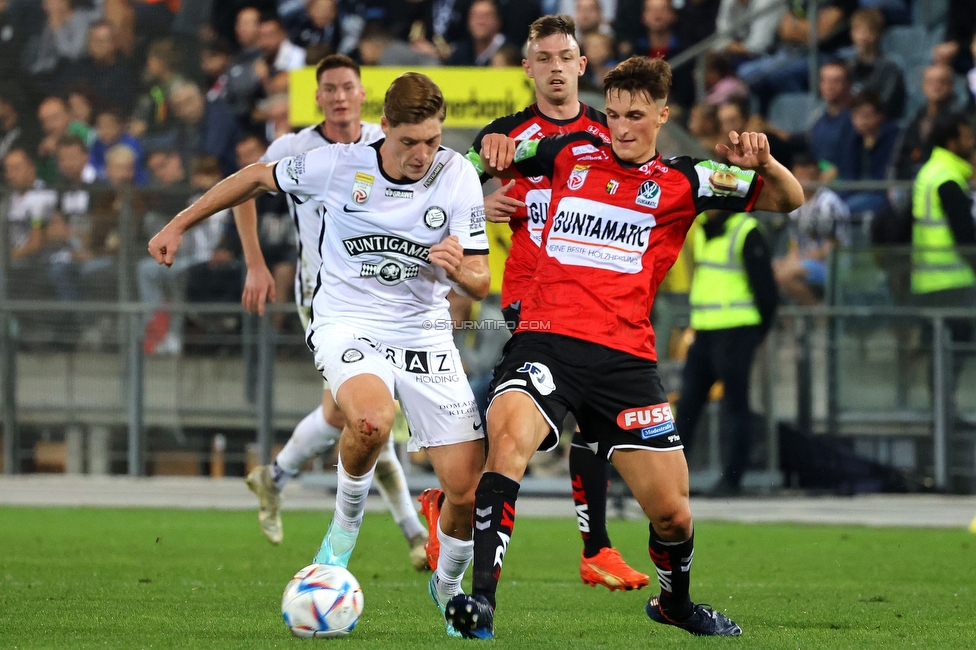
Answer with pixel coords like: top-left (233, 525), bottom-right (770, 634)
top-left (282, 564), bottom-right (364, 638)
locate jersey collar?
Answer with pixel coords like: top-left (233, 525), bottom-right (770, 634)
top-left (316, 121), bottom-right (363, 145)
top-left (370, 139), bottom-right (437, 186)
top-left (611, 148), bottom-right (661, 169)
top-left (532, 102), bottom-right (585, 127)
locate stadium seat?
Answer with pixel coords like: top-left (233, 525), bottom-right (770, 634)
top-left (767, 92), bottom-right (822, 134)
top-left (881, 25), bottom-right (931, 69)
top-left (913, 0), bottom-right (948, 30)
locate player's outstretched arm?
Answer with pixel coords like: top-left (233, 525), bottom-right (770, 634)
top-left (479, 133), bottom-right (519, 179)
top-left (430, 235), bottom-right (490, 301)
top-left (716, 131), bottom-right (804, 213)
top-left (232, 199), bottom-right (276, 315)
top-left (148, 163), bottom-right (279, 267)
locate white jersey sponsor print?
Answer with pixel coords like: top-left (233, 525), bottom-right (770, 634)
top-left (273, 142), bottom-right (489, 348)
top-left (260, 121), bottom-right (384, 308)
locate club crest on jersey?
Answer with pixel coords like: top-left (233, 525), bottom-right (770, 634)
top-left (516, 362), bottom-right (556, 395)
top-left (342, 349), bottom-right (364, 363)
top-left (636, 180), bottom-right (661, 208)
top-left (606, 179), bottom-right (619, 195)
top-left (424, 205), bottom-right (447, 229)
top-left (351, 172), bottom-right (374, 205)
top-left (567, 165), bottom-right (589, 191)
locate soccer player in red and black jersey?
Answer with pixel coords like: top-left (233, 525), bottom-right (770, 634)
top-left (445, 56), bottom-right (803, 639)
top-left (419, 14), bottom-right (649, 594)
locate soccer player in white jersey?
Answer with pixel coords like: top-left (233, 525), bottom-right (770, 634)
top-left (235, 55), bottom-right (427, 571)
top-left (148, 72), bottom-right (490, 636)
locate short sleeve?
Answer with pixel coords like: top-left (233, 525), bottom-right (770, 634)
top-left (272, 146), bottom-right (336, 205)
top-left (448, 160), bottom-right (490, 254)
top-left (511, 132), bottom-right (603, 180)
top-left (688, 159), bottom-right (764, 214)
top-left (260, 133), bottom-right (298, 163)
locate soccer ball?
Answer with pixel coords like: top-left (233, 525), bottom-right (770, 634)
top-left (281, 564), bottom-right (364, 638)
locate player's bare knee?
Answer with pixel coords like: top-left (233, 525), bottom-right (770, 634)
top-left (652, 509), bottom-right (693, 541)
top-left (347, 411), bottom-right (393, 455)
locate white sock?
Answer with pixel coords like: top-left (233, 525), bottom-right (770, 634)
top-left (333, 454), bottom-right (375, 533)
top-left (274, 406), bottom-right (342, 489)
top-left (374, 436), bottom-right (426, 540)
top-left (434, 524), bottom-right (473, 604)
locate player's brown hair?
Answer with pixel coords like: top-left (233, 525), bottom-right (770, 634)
top-left (315, 54), bottom-right (360, 83)
top-left (603, 56), bottom-right (672, 103)
top-left (526, 14), bottom-right (577, 47)
top-left (383, 72), bottom-right (446, 127)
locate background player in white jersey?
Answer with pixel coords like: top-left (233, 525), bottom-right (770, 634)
top-left (147, 72), bottom-right (490, 637)
top-left (235, 55), bottom-right (427, 571)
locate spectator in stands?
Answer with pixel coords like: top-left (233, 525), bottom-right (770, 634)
top-left (66, 20), bottom-right (138, 115)
top-left (139, 147), bottom-right (191, 355)
top-left (26, 0), bottom-right (95, 84)
top-left (184, 155), bottom-right (243, 308)
top-left (910, 113), bottom-right (976, 356)
top-left (90, 107), bottom-right (146, 184)
top-left (0, 92), bottom-right (37, 164)
top-left (808, 60), bottom-right (852, 177)
top-left (575, 0), bottom-right (609, 43)
top-left (222, 8), bottom-right (264, 132)
top-left (834, 91), bottom-right (899, 214)
top-left (688, 101), bottom-right (723, 153)
top-left (286, 0), bottom-right (341, 52)
top-left (66, 85), bottom-right (98, 131)
top-left (46, 134), bottom-right (114, 302)
top-left (580, 32), bottom-right (616, 91)
top-left (0, 0), bottom-right (29, 88)
top-left (130, 39), bottom-right (184, 147)
top-left (674, 0), bottom-right (720, 54)
top-left (37, 97), bottom-right (92, 185)
top-left (489, 44), bottom-right (523, 68)
top-left (357, 23), bottom-right (441, 67)
top-left (448, 0), bottom-right (508, 66)
top-left (966, 30), bottom-right (976, 107)
top-left (4, 148), bottom-right (58, 298)
top-left (406, 0), bottom-right (471, 63)
top-left (931, 0), bottom-right (976, 77)
top-left (844, 7), bottom-right (905, 121)
top-left (256, 14), bottom-right (306, 96)
top-left (773, 152), bottom-right (850, 306)
top-left (717, 97), bottom-right (793, 168)
top-left (630, 0), bottom-right (694, 111)
top-left (703, 51), bottom-right (749, 105)
top-left (891, 64), bottom-right (961, 181)
top-left (738, 0), bottom-right (856, 114)
top-left (712, 0), bottom-right (785, 64)
top-left (168, 81), bottom-right (240, 178)
top-left (231, 133), bottom-right (294, 326)
top-left (102, 0), bottom-right (180, 58)
top-left (257, 93), bottom-right (292, 143)
top-left (199, 38), bottom-right (233, 101)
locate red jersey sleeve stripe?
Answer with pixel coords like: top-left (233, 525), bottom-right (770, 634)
top-left (743, 175), bottom-right (765, 212)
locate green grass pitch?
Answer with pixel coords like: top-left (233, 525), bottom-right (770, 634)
top-left (0, 506), bottom-right (973, 648)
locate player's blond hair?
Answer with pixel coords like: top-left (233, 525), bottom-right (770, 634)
top-left (526, 14), bottom-right (577, 47)
top-left (383, 72), bottom-right (446, 127)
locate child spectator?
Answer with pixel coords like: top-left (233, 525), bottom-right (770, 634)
top-left (845, 7), bottom-right (906, 120)
top-left (835, 91), bottom-right (899, 213)
top-left (90, 108), bottom-right (146, 184)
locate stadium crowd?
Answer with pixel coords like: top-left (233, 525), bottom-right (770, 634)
top-left (1, 0), bottom-right (975, 354)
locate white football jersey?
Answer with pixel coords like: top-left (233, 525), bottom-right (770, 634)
top-left (260, 121), bottom-right (384, 308)
top-left (273, 142), bottom-right (489, 348)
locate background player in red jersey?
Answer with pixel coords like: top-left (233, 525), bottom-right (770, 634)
top-left (446, 56), bottom-right (803, 639)
top-left (418, 14), bottom-right (649, 594)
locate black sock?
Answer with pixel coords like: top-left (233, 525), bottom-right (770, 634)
top-left (648, 524), bottom-right (694, 621)
top-left (471, 471), bottom-right (520, 610)
top-left (569, 432), bottom-right (612, 557)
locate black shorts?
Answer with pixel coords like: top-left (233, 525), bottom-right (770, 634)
top-left (501, 302), bottom-right (521, 334)
top-left (487, 332), bottom-right (682, 459)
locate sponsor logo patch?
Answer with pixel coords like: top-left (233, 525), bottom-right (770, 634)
top-left (424, 205), bottom-right (447, 229)
top-left (342, 234), bottom-right (430, 262)
top-left (606, 179), bottom-right (619, 195)
top-left (616, 403), bottom-right (673, 430)
top-left (385, 188), bottom-right (413, 199)
top-left (516, 361), bottom-right (556, 395)
top-left (572, 143), bottom-right (599, 156)
top-left (527, 175), bottom-right (545, 184)
top-left (284, 153), bottom-right (306, 183)
top-left (469, 206), bottom-right (486, 236)
top-left (341, 349), bottom-right (363, 363)
top-left (636, 180), bottom-right (661, 208)
top-left (423, 162), bottom-right (445, 188)
top-left (567, 165), bottom-right (589, 191)
top-left (640, 422), bottom-right (677, 440)
top-left (513, 122), bottom-right (542, 141)
top-left (586, 125), bottom-right (610, 143)
top-left (351, 171), bottom-right (374, 204)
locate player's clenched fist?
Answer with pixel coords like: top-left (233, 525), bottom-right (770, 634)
top-left (148, 225), bottom-right (183, 267)
top-left (429, 235), bottom-right (465, 280)
top-left (716, 131), bottom-right (771, 169)
top-left (479, 133), bottom-right (517, 172)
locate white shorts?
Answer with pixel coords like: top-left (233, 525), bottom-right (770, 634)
top-left (310, 324), bottom-right (484, 452)
top-left (299, 304), bottom-right (329, 390)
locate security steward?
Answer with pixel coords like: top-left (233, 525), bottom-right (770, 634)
top-left (675, 209), bottom-right (778, 496)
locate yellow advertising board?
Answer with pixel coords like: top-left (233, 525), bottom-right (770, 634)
top-left (288, 66), bottom-right (535, 129)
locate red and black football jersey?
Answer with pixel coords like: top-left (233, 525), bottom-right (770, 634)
top-left (465, 104), bottom-right (610, 309)
top-left (511, 132), bottom-right (764, 361)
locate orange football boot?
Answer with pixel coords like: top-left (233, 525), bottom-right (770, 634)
top-left (418, 488), bottom-right (444, 571)
top-left (580, 547), bottom-right (650, 591)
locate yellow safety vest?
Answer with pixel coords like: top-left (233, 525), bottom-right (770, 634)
top-left (911, 146), bottom-right (976, 294)
top-left (689, 212), bottom-right (762, 330)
